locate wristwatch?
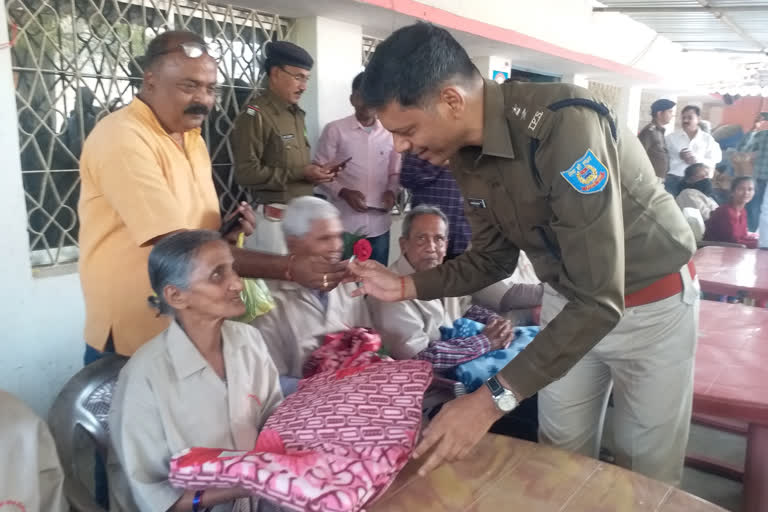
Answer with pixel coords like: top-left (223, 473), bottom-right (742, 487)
top-left (485, 376), bottom-right (518, 413)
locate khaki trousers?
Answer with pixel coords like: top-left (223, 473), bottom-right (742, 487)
top-left (538, 266), bottom-right (699, 485)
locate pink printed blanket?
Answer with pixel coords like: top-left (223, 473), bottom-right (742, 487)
top-left (169, 360), bottom-right (433, 512)
top-left (302, 327), bottom-right (388, 379)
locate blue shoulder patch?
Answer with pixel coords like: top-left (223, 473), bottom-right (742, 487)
top-left (560, 149), bottom-right (609, 194)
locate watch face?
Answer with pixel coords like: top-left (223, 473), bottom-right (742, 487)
top-left (497, 392), bottom-right (518, 412)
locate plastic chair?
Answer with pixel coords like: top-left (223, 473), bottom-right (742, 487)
top-left (48, 355), bottom-right (127, 512)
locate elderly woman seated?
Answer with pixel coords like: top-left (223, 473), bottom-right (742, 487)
top-left (108, 230), bottom-right (283, 512)
top-left (251, 197), bottom-right (372, 392)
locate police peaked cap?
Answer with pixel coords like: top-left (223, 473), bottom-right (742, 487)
top-left (651, 99), bottom-right (676, 114)
top-left (265, 41), bottom-right (314, 71)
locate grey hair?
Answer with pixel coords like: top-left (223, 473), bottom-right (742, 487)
top-left (282, 196), bottom-right (340, 238)
top-left (147, 230), bottom-right (222, 316)
top-left (401, 204), bottom-right (449, 239)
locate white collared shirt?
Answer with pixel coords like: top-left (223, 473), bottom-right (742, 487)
top-left (314, 115), bottom-right (401, 237)
top-left (0, 391), bottom-right (68, 512)
top-left (251, 281), bottom-right (373, 379)
top-left (108, 320), bottom-right (283, 512)
top-left (666, 129), bottom-right (722, 177)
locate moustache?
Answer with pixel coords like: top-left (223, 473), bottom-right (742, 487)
top-left (184, 103), bottom-right (210, 116)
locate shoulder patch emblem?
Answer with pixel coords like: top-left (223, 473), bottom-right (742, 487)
top-left (560, 149), bottom-right (609, 194)
top-left (246, 105), bottom-right (260, 117)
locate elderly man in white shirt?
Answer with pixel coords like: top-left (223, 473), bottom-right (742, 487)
top-left (252, 197), bottom-right (372, 392)
top-left (368, 205), bottom-right (543, 370)
top-left (665, 105), bottom-right (722, 195)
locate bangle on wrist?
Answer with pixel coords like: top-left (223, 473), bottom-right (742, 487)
top-left (192, 490), bottom-right (205, 512)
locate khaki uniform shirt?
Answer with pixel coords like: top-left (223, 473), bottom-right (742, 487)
top-left (412, 81), bottom-right (696, 399)
top-left (0, 391), bottom-right (69, 512)
top-left (108, 321), bottom-right (283, 512)
top-left (370, 256), bottom-right (518, 359)
top-left (637, 122), bottom-right (669, 179)
top-left (232, 89), bottom-right (313, 204)
top-left (251, 281), bottom-right (373, 378)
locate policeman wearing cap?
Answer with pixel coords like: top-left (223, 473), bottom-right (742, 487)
top-left (232, 41), bottom-right (336, 253)
top-left (350, 24), bottom-right (698, 485)
top-left (638, 98), bottom-right (676, 181)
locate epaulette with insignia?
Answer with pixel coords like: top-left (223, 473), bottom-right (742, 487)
top-left (246, 104), bottom-right (261, 117)
top-left (507, 102), bottom-right (553, 140)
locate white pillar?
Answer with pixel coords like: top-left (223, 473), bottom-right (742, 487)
top-left (616, 85), bottom-right (643, 134)
top-left (291, 17), bottom-right (362, 147)
top-left (561, 73), bottom-right (590, 88)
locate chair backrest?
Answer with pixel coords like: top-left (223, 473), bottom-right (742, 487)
top-left (48, 355), bottom-right (127, 512)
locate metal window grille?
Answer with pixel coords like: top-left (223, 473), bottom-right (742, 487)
top-left (362, 34), bottom-right (380, 67)
top-left (8, 0), bottom-right (293, 268)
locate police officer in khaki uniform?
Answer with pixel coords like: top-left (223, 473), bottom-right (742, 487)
top-left (637, 98), bottom-right (676, 181)
top-left (232, 41), bottom-right (336, 253)
top-left (351, 23), bottom-right (699, 485)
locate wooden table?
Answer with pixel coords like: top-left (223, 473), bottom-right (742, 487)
top-left (693, 246), bottom-right (768, 301)
top-left (692, 300), bottom-right (768, 512)
top-left (371, 434), bottom-right (724, 511)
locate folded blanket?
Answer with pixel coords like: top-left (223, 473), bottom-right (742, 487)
top-left (169, 360), bottom-right (432, 512)
top-left (440, 318), bottom-right (539, 393)
top-left (302, 327), bottom-right (390, 379)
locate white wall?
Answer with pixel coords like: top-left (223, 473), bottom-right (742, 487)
top-left (407, 0), bottom-right (700, 86)
top-left (0, 3), bottom-right (84, 417)
top-left (293, 16), bottom-right (362, 147)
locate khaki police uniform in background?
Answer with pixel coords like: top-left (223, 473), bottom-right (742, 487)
top-left (411, 80), bottom-right (699, 485)
top-left (637, 122), bottom-right (670, 180)
top-left (0, 391), bottom-right (69, 512)
top-left (232, 88), bottom-right (313, 254)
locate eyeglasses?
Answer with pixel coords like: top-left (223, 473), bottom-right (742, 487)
top-left (278, 66), bottom-right (311, 84)
top-left (153, 41), bottom-right (221, 61)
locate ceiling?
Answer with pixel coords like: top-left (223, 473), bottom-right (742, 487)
top-left (594, 1), bottom-right (768, 91)
top-left (594, 1), bottom-right (768, 54)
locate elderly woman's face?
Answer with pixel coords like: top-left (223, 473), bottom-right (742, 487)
top-left (173, 240), bottom-right (245, 319)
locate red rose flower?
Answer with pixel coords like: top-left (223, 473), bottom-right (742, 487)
top-left (353, 239), bottom-right (372, 261)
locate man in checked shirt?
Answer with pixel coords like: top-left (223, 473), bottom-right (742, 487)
top-left (400, 153), bottom-right (472, 259)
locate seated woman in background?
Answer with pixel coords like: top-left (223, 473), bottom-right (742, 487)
top-left (109, 230), bottom-right (283, 512)
top-left (704, 177), bottom-right (758, 248)
top-left (676, 163), bottom-right (719, 221)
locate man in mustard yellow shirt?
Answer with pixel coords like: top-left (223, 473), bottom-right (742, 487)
top-left (78, 31), bottom-right (346, 360)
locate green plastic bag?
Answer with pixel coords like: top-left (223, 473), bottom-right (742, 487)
top-left (233, 233), bottom-right (275, 323)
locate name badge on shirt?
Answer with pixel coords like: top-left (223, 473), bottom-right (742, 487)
top-left (468, 198), bottom-right (487, 209)
top-left (281, 134), bottom-right (295, 141)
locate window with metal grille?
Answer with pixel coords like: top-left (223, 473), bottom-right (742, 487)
top-left (8, 0), bottom-right (293, 268)
top-left (362, 35), bottom-right (380, 67)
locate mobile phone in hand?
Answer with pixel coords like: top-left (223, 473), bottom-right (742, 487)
top-left (219, 213), bottom-right (242, 235)
top-left (330, 156), bottom-right (353, 173)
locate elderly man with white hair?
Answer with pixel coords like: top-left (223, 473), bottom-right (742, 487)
top-left (251, 197), bottom-right (373, 392)
top-left (369, 205), bottom-right (544, 368)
